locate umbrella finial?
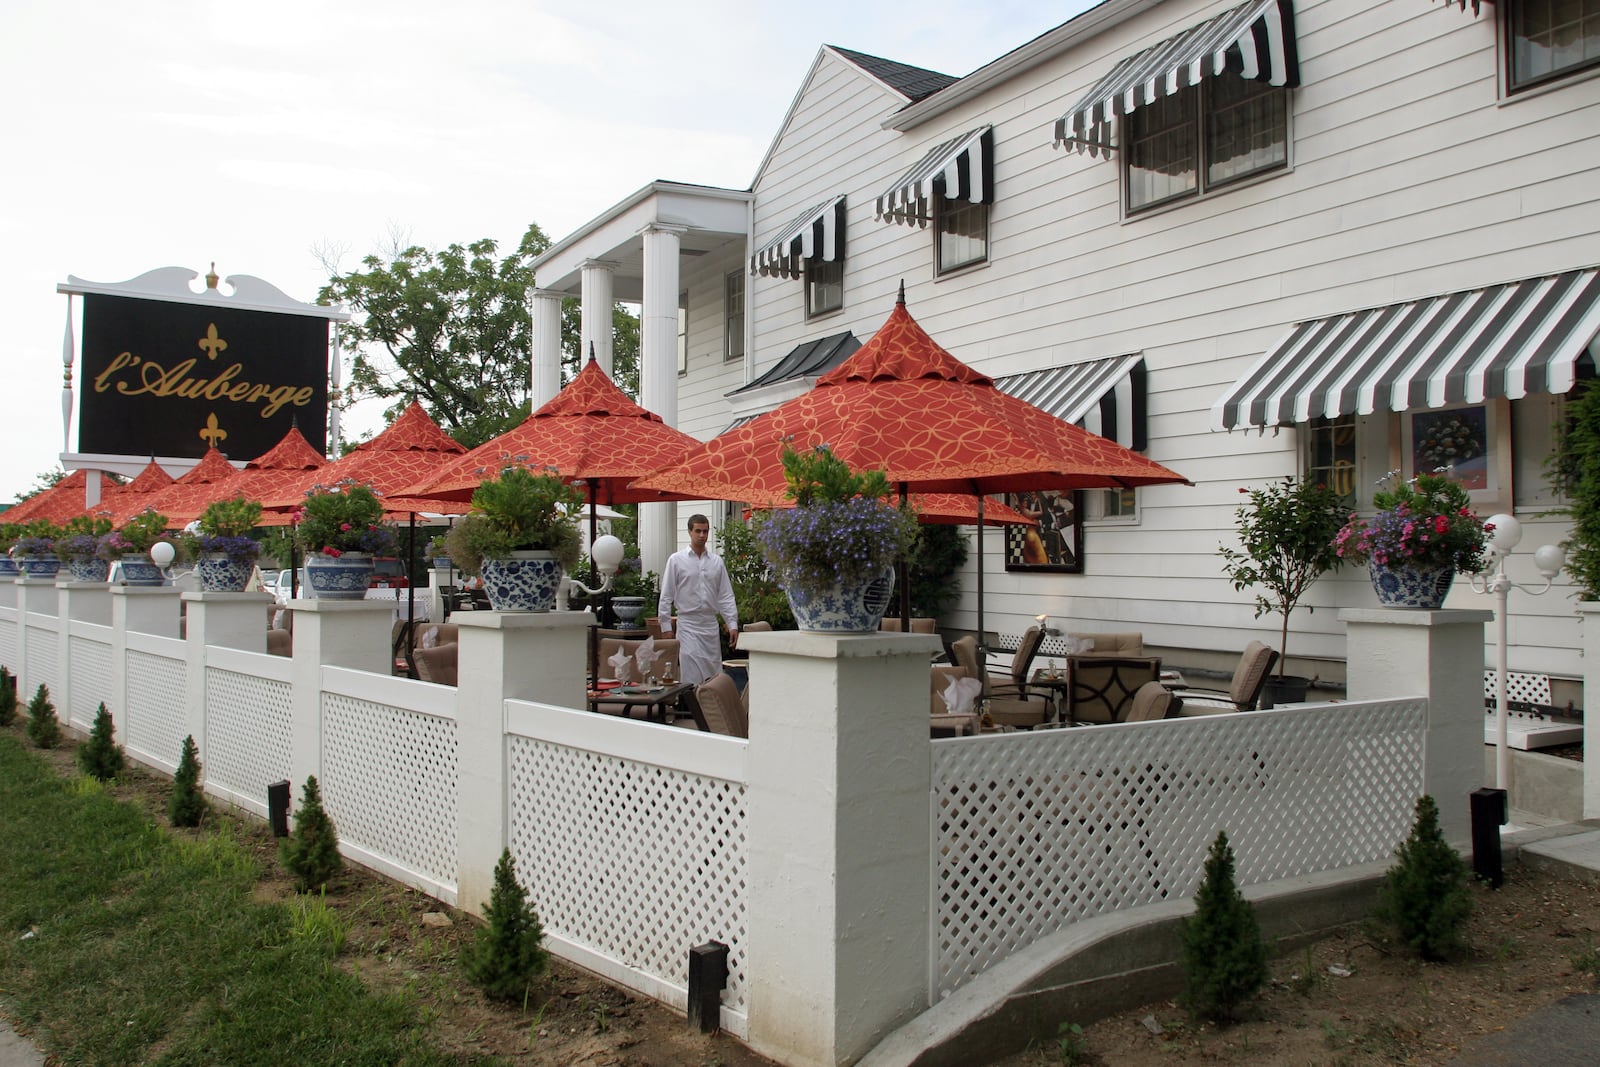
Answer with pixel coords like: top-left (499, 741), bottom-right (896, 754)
top-left (897, 279), bottom-right (906, 307)
top-left (588, 341), bottom-right (598, 364)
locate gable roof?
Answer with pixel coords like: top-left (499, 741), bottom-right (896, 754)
top-left (829, 46), bottom-right (957, 102)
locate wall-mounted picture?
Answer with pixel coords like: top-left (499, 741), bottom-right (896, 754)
top-left (1004, 490), bottom-right (1082, 573)
top-left (1400, 399), bottom-right (1511, 509)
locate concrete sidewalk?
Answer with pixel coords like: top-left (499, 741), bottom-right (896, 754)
top-left (0, 1020), bottom-right (43, 1067)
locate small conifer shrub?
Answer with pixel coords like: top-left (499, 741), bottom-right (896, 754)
top-left (280, 775), bottom-right (342, 892)
top-left (168, 735), bottom-right (208, 828)
top-left (1180, 830), bottom-right (1268, 1022)
top-left (463, 848), bottom-right (549, 1001)
top-left (25, 684), bottom-right (62, 749)
top-left (0, 668), bottom-right (17, 726)
top-left (77, 703), bottom-right (125, 781)
top-left (1377, 794), bottom-right (1472, 960)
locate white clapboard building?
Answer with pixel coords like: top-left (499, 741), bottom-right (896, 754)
top-left (529, 0), bottom-right (1600, 687)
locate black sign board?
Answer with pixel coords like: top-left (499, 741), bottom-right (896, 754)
top-left (78, 294), bottom-right (328, 461)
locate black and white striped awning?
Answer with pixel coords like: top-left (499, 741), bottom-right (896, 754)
top-left (996, 354), bottom-right (1148, 450)
top-left (1054, 0), bottom-right (1299, 156)
top-left (1212, 268), bottom-right (1600, 430)
top-left (875, 126), bottom-right (993, 228)
top-left (751, 196), bottom-right (847, 279)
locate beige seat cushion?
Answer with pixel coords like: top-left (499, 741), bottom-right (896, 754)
top-left (267, 629), bottom-right (292, 657)
top-left (1067, 656), bottom-right (1162, 724)
top-left (693, 673), bottom-right (747, 737)
top-left (1125, 681), bottom-right (1177, 721)
top-left (1067, 631), bottom-right (1144, 657)
top-left (881, 617), bottom-right (937, 633)
top-left (413, 643), bottom-right (458, 686)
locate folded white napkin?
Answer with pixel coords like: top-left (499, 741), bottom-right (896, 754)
top-left (607, 646), bottom-right (634, 682)
top-left (635, 636), bottom-right (660, 678)
top-left (941, 675), bottom-right (983, 716)
top-left (420, 625), bottom-right (440, 649)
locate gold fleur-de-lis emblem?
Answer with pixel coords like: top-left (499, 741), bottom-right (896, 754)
top-left (198, 323), bottom-right (228, 361)
top-left (199, 413), bottom-right (227, 447)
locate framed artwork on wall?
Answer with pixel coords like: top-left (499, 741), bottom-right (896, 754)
top-left (1400, 399), bottom-right (1512, 511)
top-left (1003, 490), bottom-right (1083, 573)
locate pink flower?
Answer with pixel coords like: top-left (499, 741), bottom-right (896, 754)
top-left (322, 547), bottom-right (342, 558)
top-left (340, 523), bottom-right (352, 531)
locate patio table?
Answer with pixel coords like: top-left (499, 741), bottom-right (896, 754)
top-left (588, 680), bottom-right (694, 724)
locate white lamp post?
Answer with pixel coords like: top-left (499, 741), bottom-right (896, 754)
top-left (555, 533), bottom-right (626, 610)
top-left (1468, 515), bottom-right (1565, 789)
top-left (149, 540), bottom-right (176, 571)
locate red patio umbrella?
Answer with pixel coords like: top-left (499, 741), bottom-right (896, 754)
top-left (159, 426), bottom-right (329, 526)
top-left (5, 469), bottom-right (121, 526)
top-left (129, 448), bottom-right (242, 527)
top-left (92, 460), bottom-right (175, 525)
top-left (262, 400), bottom-right (469, 513)
top-left (635, 292), bottom-right (1190, 637)
top-left (766, 492), bottom-right (1034, 526)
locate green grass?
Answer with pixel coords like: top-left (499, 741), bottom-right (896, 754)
top-left (0, 733), bottom-right (496, 1065)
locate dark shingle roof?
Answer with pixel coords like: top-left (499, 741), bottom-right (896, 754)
top-left (728, 331), bottom-right (862, 396)
top-left (830, 46), bottom-right (957, 102)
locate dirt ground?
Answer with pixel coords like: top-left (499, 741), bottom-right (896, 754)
top-left (16, 720), bottom-right (1600, 1066)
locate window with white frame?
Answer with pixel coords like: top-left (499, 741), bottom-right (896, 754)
top-left (725, 271), bottom-right (744, 361)
top-left (1304, 415), bottom-right (1358, 511)
top-left (935, 196), bottom-right (988, 274)
top-left (806, 257), bottom-right (843, 317)
top-left (1507, 0), bottom-right (1600, 91)
top-left (1125, 69), bottom-right (1288, 215)
top-left (1085, 486), bottom-right (1138, 523)
top-left (677, 295), bottom-right (688, 375)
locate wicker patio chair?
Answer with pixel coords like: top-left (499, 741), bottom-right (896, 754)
top-left (1065, 655), bottom-right (1164, 723)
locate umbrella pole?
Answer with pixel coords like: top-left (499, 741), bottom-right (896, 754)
top-left (406, 511), bottom-right (417, 678)
top-left (898, 483), bottom-right (911, 631)
top-left (976, 493), bottom-right (986, 661)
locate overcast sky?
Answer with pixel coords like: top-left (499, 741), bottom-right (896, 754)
top-left (0, 0), bottom-right (1096, 504)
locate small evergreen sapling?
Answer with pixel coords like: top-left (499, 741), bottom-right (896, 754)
top-left (77, 703), bottom-right (125, 781)
top-left (0, 668), bottom-right (17, 726)
top-left (1180, 830), bottom-right (1268, 1022)
top-left (280, 775), bottom-right (342, 892)
top-left (1377, 794), bottom-right (1472, 960)
top-left (463, 848), bottom-right (549, 1001)
top-left (168, 735), bottom-right (208, 828)
top-left (25, 683), bottom-right (61, 749)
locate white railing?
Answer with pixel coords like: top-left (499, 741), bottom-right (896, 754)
top-left (123, 631), bottom-right (188, 772)
top-left (0, 610), bottom-right (18, 683)
top-left (67, 621), bottom-right (114, 730)
top-left (24, 613), bottom-right (59, 703)
top-left (204, 646), bottom-right (294, 817)
top-left (505, 699), bottom-right (752, 1038)
top-left (929, 697), bottom-right (1427, 999)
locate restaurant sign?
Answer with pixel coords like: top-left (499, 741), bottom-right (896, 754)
top-left (78, 292), bottom-right (329, 462)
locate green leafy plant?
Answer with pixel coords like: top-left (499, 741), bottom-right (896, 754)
top-left (755, 444), bottom-right (918, 596)
top-left (1376, 794), bottom-right (1472, 961)
top-left (442, 466), bottom-right (583, 576)
top-left (187, 495), bottom-right (265, 566)
top-left (1180, 830), bottom-right (1268, 1022)
top-left (25, 684), bottom-right (62, 749)
top-left (77, 703), bottom-right (125, 781)
top-left (720, 517), bottom-right (795, 631)
top-left (907, 523), bottom-right (968, 619)
top-left (54, 516), bottom-right (113, 562)
top-left (1219, 477), bottom-right (1348, 677)
top-left (168, 734), bottom-right (208, 828)
top-left (462, 847), bottom-right (549, 1001)
top-left (1334, 471), bottom-right (1490, 574)
top-left (1547, 379), bottom-right (1600, 598)
top-left (293, 481), bottom-right (397, 557)
top-left (280, 775), bottom-right (343, 892)
top-left (1051, 1021), bottom-right (1087, 1064)
top-left (1570, 937), bottom-right (1600, 981)
top-left (0, 667), bottom-right (16, 726)
top-left (107, 510), bottom-right (172, 556)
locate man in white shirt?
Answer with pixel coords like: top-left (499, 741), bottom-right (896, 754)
top-left (657, 514), bottom-right (739, 685)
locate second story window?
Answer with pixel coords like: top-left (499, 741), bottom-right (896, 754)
top-left (725, 271), bottom-right (744, 361)
top-left (1508, 0), bottom-right (1600, 91)
top-left (806, 257), bottom-right (843, 317)
top-left (936, 197), bottom-right (989, 274)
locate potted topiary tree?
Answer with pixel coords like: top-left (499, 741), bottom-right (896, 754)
top-left (102, 510), bottom-right (172, 586)
top-left (1218, 476), bottom-right (1349, 706)
top-left (292, 481), bottom-right (397, 599)
top-left (442, 466), bottom-right (584, 611)
top-left (190, 495), bottom-right (264, 592)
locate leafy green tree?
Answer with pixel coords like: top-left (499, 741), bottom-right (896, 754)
top-left (281, 775), bottom-right (342, 892)
top-left (13, 467), bottom-right (67, 503)
top-left (322, 224), bottom-right (641, 449)
top-left (907, 524), bottom-right (968, 619)
top-left (77, 703), bottom-right (125, 781)
top-left (169, 735), bottom-right (208, 828)
top-left (25, 684), bottom-right (61, 749)
top-left (1377, 795), bottom-right (1472, 961)
top-left (463, 848), bottom-right (549, 1001)
top-left (0, 667), bottom-right (17, 727)
top-left (1550, 379), bottom-right (1600, 597)
top-left (1180, 830), bottom-right (1268, 1022)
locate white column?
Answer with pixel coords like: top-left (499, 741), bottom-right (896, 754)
top-left (182, 591), bottom-right (276, 753)
top-left (1341, 606), bottom-right (1493, 844)
top-left (580, 260), bottom-right (617, 376)
top-left (742, 630), bottom-right (941, 1067)
top-left (286, 600), bottom-right (394, 792)
top-left (1578, 603), bottom-right (1600, 820)
top-left (529, 287), bottom-right (565, 407)
top-left (454, 611), bottom-right (592, 916)
top-left (639, 224), bottom-right (686, 580)
top-left (15, 578), bottom-right (60, 700)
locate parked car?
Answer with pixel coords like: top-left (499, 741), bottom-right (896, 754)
top-left (270, 569), bottom-right (307, 605)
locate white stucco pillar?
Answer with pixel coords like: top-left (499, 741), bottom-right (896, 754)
top-left (639, 224), bottom-right (686, 580)
top-left (14, 577), bottom-right (60, 701)
top-left (1341, 606), bottom-right (1493, 844)
top-left (580, 260), bottom-right (617, 376)
top-left (742, 630), bottom-right (941, 1067)
top-left (529, 286), bottom-right (565, 408)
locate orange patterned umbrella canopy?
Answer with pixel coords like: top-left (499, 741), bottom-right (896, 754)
top-left (155, 426), bottom-right (329, 525)
top-left (263, 401), bottom-right (467, 509)
top-left (634, 297), bottom-right (1190, 504)
top-left (129, 448), bottom-right (242, 526)
top-left (403, 357), bottom-right (702, 505)
top-left (766, 492), bottom-right (1034, 527)
top-left (5, 469), bottom-right (121, 525)
top-left (92, 460), bottom-right (175, 524)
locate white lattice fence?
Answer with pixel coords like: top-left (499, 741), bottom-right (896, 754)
top-left (321, 669), bottom-right (460, 903)
top-left (25, 621), bottom-right (58, 703)
top-left (68, 629), bottom-right (114, 730)
top-left (124, 636), bottom-right (188, 772)
top-left (0, 613), bottom-right (17, 673)
top-left (204, 649), bottom-right (294, 816)
top-left (930, 698), bottom-right (1427, 999)
top-left (505, 702), bottom-right (751, 1038)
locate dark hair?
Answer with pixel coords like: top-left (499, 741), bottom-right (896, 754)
top-left (687, 514), bottom-right (710, 531)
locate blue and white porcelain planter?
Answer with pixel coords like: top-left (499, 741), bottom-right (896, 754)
top-left (0, 557), bottom-right (19, 578)
top-left (120, 553), bottom-right (164, 587)
top-left (480, 551), bottom-right (564, 611)
top-left (197, 553), bottom-right (254, 593)
top-left (67, 558), bottom-right (110, 583)
top-left (18, 554), bottom-right (61, 579)
top-left (785, 565), bottom-right (897, 634)
top-left (1368, 559), bottom-right (1455, 609)
top-left (305, 552), bottom-right (375, 600)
